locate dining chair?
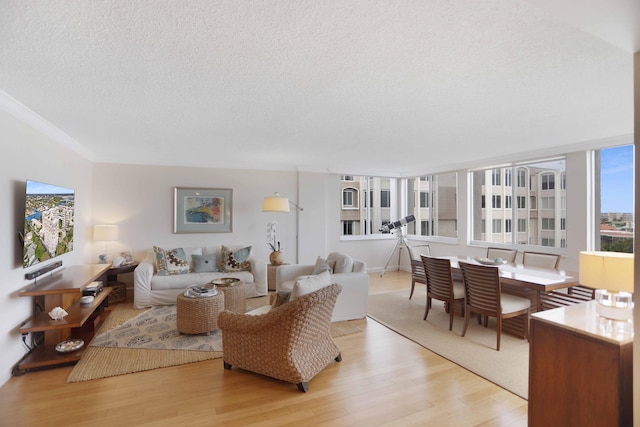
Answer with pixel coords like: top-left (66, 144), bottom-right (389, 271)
top-left (421, 256), bottom-right (465, 331)
top-left (486, 247), bottom-right (517, 263)
top-left (522, 251), bottom-right (560, 269)
top-left (408, 245), bottom-right (431, 299)
top-left (459, 262), bottom-right (531, 351)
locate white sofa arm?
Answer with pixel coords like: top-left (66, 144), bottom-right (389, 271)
top-left (133, 260), bottom-right (155, 308)
top-left (248, 257), bottom-right (268, 296)
top-left (352, 259), bottom-right (367, 273)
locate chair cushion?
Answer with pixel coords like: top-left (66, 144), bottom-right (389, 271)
top-left (290, 271), bottom-right (331, 301)
top-left (501, 293), bottom-right (531, 314)
top-left (452, 281), bottom-right (465, 299)
top-left (327, 252), bottom-right (353, 274)
top-left (312, 256), bottom-right (335, 275)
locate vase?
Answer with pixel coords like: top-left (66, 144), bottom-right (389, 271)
top-left (269, 251), bottom-right (284, 266)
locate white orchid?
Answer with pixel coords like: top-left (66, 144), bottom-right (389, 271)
top-left (267, 221), bottom-right (280, 252)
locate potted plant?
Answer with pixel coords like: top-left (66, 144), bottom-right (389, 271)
top-left (267, 221), bottom-right (284, 265)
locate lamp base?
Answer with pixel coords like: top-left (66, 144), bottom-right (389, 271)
top-left (595, 289), bottom-right (634, 321)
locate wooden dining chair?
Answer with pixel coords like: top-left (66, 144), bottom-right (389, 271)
top-left (408, 245), bottom-right (431, 299)
top-left (421, 256), bottom-right (465, 331)
top-left (459, 262), bottom-right (531, 351)
top-left (486, 247), bottom-right (517, 263)
top-left (522, 251), bottom-right (560, 269)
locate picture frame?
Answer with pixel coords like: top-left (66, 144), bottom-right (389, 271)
top-left (173, 187), bottom-right (233, 233)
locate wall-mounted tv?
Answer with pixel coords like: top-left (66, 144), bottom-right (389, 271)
top-left (23, 180), bottom-right (75, 268)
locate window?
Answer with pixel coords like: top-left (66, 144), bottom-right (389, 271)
top-left (541, 173), bottom-right (555, 190)
top-left (420, 191), bottom-right (429, 208)
top-left (561, 218), bottom-right (566, 230)
top-left (491, 169), bottom-right (501, 186)
top-left (517, 169), bottom-right (526, 187)
top-left (339, 176), bottom-right (397, 236)
top-left (518, 219), bottom-right (527, 232)
top-left (380, 190), bottom-right (391, 208)
top-left (481, 195), bottom-right (486, 208)
top-left (342, 189), bottom-right (355, 207)
top-left (542, 238), bottom-right (555, 247)
top-left (542, 218), bottom-right (555, 230)
top-left (541, 197), bottom-right (555, 209)
top-left (561, 172), bottom-right (566, 190)
top-left (341, 175), bottom-right (354, 181)
top-left (342, 221), bottom-right (354, 235)
top-left (599, 145), bottom-right (634, 253)
top-left (492, 195), bottom-right (501, 209)
top-left (471, 157), bottom-right (566, 247)
top-left (406, 172), bottom-right (458, 238)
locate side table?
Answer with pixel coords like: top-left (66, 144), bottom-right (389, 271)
top-left (212, 278), bottom-right (246, 313)
top-left (105, 262), bottom-right (139, 303)
top-left (176, 292), bottom-right (225, 335)
top-left (267, 263), bottom-right (289, 291)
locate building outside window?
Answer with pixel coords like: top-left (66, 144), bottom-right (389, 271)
top-left (405, 172), bottom-right (458, 238)
top-left (470, 157), bottom-right (566, 248)
top-left (339, 176), bottom-right (396, 236)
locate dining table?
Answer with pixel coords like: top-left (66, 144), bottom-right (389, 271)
top-left (443, 255), bottom-right (580, 312)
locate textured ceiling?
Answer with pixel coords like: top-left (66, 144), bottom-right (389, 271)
top-left (0, 0), bottom-right (636, 177)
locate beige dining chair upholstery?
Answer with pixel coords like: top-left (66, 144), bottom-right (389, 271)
top-left (486, 247), bottom-right (517, 263)
top-left (522, 251), bottom-right (560, 269)
top-left (421, 256), bottom-right (465, 331)
top-left (459, 262), bottom-right (530, 351)
top-left (408, 245), bottom-right (431, 299)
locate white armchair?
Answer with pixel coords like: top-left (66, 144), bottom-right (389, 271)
top-left (275, 253), bottom-right (368, 322)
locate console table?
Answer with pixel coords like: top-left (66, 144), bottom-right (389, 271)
top-left (528, 301), bottom-right (633, 426)
top-left (105, 261), bottom-right (139, 303)
top-left (17, 264), bottom-right (111, 372)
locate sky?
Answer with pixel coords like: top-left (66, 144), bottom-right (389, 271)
top-left (600, 144), bottom-right (633, 213)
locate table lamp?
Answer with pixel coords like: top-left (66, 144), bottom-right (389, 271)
top-left (93, 224), bottom-right (119, 264)
top-left (579, 251), bottom-right (634, 321)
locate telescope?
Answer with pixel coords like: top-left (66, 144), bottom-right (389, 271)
top-left (379, 215), bottom-right (416, 233)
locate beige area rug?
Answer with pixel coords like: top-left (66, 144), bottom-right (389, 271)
top-left (68, 295), bottom-right (361, 383)
top-left (367, 288), bottom-right (529, 399)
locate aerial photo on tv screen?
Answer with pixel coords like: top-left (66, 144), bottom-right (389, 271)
top-left (23, 180), bottom-right (75, 268)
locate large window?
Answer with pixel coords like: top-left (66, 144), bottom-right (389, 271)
top-left (340, 176), bottom-right (396, 236)
top-left (470, 157), bottom-right (566, 248)
top-left (599, 145), bottom-right (634, 253)
top-left (406, 172), bottom-right (458, 238)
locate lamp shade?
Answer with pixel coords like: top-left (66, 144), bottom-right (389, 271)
top-left (579, 251), bottom-right (634, 293)
top-left (262, 193), bottom-right (290, 213)
top-left (93, 224), bottom-right (119, 241)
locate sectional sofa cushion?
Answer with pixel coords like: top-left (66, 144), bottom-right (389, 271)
top-left (154, 246), bottom-right (202, 276)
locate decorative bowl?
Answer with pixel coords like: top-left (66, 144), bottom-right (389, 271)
top-left (474, 257), bottom-right (508, 266)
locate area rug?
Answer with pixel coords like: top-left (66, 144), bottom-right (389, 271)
top-left (68, 296), bottom-right (361, 383)
top-left (367, 288), bottom-right (529, 399)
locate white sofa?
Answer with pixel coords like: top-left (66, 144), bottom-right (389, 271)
top-left (275, 253), bottom-right (368, 322)
top-left (134, 245), bottom-right (267, 308)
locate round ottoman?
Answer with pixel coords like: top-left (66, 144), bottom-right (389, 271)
top-left (212, 278), bottom-right (246, 313)
top-left (176, 292), bottom-right (224, 335)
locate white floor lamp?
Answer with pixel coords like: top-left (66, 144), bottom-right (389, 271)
top-left (262, 192), bottom-right (303, 264)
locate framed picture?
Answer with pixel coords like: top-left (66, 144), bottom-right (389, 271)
top-left (173, 187), bottom-right (233, 233)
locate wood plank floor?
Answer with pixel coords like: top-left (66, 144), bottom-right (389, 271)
top-left (0, 271), bottom-right (527, 426)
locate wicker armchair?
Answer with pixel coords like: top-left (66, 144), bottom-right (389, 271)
top-left (218, 283), bottom-right (343, 392)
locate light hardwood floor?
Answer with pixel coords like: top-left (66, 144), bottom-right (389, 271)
top-left (0, 271), bottom-right (527, 426)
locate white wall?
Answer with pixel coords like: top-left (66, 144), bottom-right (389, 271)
top-left (0, 109), bottom-right (93, 386)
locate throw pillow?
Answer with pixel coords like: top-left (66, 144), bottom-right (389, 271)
top-left (271, 291), bottom-right (292, 308)
top-left (312, 256), bottom-right (334, 275)
top-left (220, 245), bottom-right (252, 272)
top-left (192, 253), bottom-right (218, 273)
top-left (154, 246), bottom-right (190, 276)
top-left (327, 252), bottom-right (353, 274)
top-left (290, 271), bottom-right (331, 301)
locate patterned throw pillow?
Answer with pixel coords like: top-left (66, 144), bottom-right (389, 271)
top-left (220, 245), bottom-right (252, 272)
top-left (154, 246), bottom-right (190, 276)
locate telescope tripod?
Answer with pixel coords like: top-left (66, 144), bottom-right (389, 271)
top-left (380, 229), bottom-right (411, 277)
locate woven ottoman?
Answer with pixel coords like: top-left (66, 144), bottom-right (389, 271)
top-left (212, 278), bottom-right (246, 313)
top-left (176, 292), bottom-right (225, 335)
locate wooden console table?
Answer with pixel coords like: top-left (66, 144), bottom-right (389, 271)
top-left (528, 301), bottom-right (633, 426)
top-left (17, 264), bottom-right (111, 371)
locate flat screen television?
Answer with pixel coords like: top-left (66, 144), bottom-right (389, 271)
top-left (23, 180), bottom-right (75, 268)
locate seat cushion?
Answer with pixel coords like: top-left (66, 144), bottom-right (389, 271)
top-left (452, 281), bottom-right (465, 299)
top-left (501, 293), bottom-right (531, 314)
